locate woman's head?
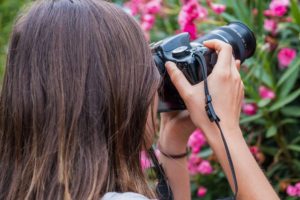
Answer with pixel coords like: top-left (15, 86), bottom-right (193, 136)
top-left (0, 0), bottom-right (160, 199)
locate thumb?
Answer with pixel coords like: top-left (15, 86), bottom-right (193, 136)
top-left (165, 61), bottom-right (193, 100)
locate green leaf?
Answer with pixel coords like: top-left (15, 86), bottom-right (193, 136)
top-left (277, 57), bottom-right (300, 87)
top-left (257, 99), bottom-right (271, 107)
top-left (260, 146), bottom-right (278, 156)
top-left (270, 88), bottom-right (300, 111)
top-left (221, 12), bottom-right (237, 22)
top-left (266, 163), bottom-right (282, 177)
top-left (288, 145), bottom-right (300, 152)
top-left (266, 126), bottom-right (277, 138)
top-left (279, 118), bottom-right (299, 126)
top-left (292, 160), bottom-right (300, 170)
top-left (198, 148), bottom-right (213, 158)
top-left (240, 113), bottom-right (263, 124)
top-left (279, 69), bottom-right (299, 99)
top-left (281, 106), bottom-right (300, 117)
top-left (291, 0), bottom-right (300, 26)
top-left (291, 136), bottom-right (300, 144)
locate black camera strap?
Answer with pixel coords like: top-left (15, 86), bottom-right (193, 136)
top-left (148, 147), bottom-right (174, 200)
top-left (193, 52), bottom-right (238, 200)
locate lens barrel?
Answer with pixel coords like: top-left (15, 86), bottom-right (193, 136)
top-left (194, 21), bottom-right (256, 62)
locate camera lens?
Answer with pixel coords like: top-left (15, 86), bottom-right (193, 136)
top-left (195, 21), bottom-right (256, 62)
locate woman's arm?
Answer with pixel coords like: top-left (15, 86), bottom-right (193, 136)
top-left (203, 125), bottom-right (279, 200)
top-left (160, 39), bottom-right (280, 200)
top-left (158, 111), bottom-right (195, 200)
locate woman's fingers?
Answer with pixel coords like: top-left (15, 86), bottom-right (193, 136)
top-left (165, 61), bottom-right (193, 100)
top-left (203, 39), bottom-right (233, 74)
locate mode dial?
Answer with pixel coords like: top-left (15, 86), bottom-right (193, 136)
top-left (172, 46), bottom-right (190, 58)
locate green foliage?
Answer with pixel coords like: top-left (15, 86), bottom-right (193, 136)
top-left (0, 0), bottom-right (31, 79)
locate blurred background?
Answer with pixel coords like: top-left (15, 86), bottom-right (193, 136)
top-left (1, 0), bottom-right (300, 199)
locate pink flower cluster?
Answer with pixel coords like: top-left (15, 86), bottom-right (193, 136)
top-left (277, 47), bottom-right (297, 68)
top-left (178, 0), bottom-right (208, 39)
top-left (286, 182), bottom-right (300, 197)
top-left (125, 0), bottom-right (162, 33)
top-left (264, 0), bottom-right (290, 17)
top-left (264, 19), bottom-right (277, 34)
top-left (242, 86), bottom-right (276, 116)
top-left (188, 129), bottom-right (206, 153)
top-left (187, 130), bottom-right (213, 175)
top-left (188, 154), bottom-right (213, 175)
top-left (263, 0), bottom-right (290, 35)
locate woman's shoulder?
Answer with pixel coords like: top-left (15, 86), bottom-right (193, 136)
top-left (102, 192), bottom-right (151, 200)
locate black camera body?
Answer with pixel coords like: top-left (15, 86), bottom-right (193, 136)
top-left (152, 33), bottom-right (217, 111)
top-left (152, 22), bottom-right (256, 112)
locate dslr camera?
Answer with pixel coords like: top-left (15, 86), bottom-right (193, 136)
top-left (151, 22), bottom-right (256, 112)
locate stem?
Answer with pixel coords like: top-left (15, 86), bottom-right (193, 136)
top-left (274, 132), bottom-right (293, 165)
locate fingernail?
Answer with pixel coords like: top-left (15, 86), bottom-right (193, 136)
top-left (165, 61), bottom-right (175, 68)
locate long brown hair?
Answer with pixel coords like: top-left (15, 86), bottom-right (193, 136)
top-left (0, 0), bottom-right (160, 199)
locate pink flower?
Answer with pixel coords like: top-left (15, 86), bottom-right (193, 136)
top-left (141, 14), bottom-right (155, 31)
top-left (124, 0), bottom-right (143, 16)
top-left (197, 160), bottom-right (213, 175)
top-left (188, 153), bottom-right (202, 175)
top-left (259, 86), bottom-right (276, 100)
top-left (196, 3), bottom-right (208, 19)
top-left (264, 19), bottom-right (277, 34)
top-left (242, 103), bottom-right (257, 116)
top-left (273, 0), bottom-right (290, 7)
top-left (278, 48), bottom-right (297, 68)
top-left (178, 0), bottom-right (208, 39)
top-left (210, 3), bottom-right (226, 15)
top-left (145, 0), bottom-right (161, 14)
top-left (250, 146), bottom-right (259, 155)
top-left (182, 23), bottom-right (198, 40)
top-left (140, 151), bottom-right (151, 170)
top-left (270, 0), bottom-right (288, 17)
top-left (295, 182), bottom-right (300, 196)
top-left (264, 0), bottom-right (289, 17)
top-left (188, 129), bottom-right (206, 153)
top-left (142, 14), bottom-right (155, 23)
top-left (264, 9), bottom-right (275, 17)
top-left (271, 4), bottom-right (287, 17)
top-left (287, 185), bottom-right (298, 197)
top-left (197, 186), bottom-right (207, 197)
top-left (141, 21), bottom-right (153, 31)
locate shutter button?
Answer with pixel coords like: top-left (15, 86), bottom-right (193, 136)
top-left (172, 46), bottom-right (189, 58)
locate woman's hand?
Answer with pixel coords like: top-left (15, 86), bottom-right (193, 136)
top-left (164, 40), bottom-right (280, 200)
top-left (165, 39), bottom-right (244, 139)
top-left (159, 111), bottom-right (196, 154)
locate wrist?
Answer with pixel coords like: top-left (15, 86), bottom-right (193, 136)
top-left (157, 142), bottom-right (189, 159)
top-left (202, 124), bottom-right (244, 147)
top-left (158, 134), bottom-right (188, 155)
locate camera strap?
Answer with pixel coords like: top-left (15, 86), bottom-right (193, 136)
top-left (148, 147), bottom-right (174, 200)
top-left (193, 52), bottom-right (238, 200)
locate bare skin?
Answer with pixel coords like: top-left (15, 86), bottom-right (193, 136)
top-left (158, 40), bottom-right (280, 200)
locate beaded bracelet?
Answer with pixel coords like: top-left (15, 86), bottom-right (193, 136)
top-left (157, 143), bottom-right (189, 159)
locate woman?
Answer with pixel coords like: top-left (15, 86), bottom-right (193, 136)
top-left (0, 0), bottom-right (279, 199)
